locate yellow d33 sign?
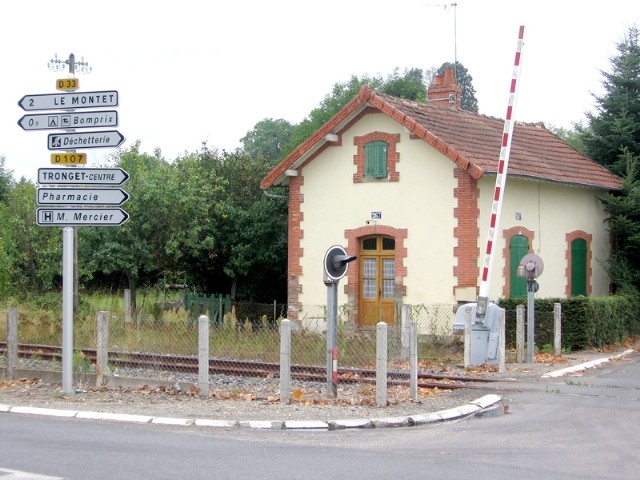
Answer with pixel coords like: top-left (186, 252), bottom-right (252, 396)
top-left (51, 153), bottom-right (87, 165)
top-left (56, 78), bottom-right (79, 91)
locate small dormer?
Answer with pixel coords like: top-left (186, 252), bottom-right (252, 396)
top-left (427, 66), bottom-right (462, 108)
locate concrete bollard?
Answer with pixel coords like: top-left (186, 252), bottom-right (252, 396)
top-left (7, 308), bottom-right (18, 381)
top-left (376, 322), bottom-right (388, 407)
top-left (279, 319), bottom-right (292, 403)
top-left (95, 311), bottom-right (110, 387)
top-left (198, 315), bottom-right (210, 398)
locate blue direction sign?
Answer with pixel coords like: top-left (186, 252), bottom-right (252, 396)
top-left (18, 90), bottom-right (118, 111)
top-left (38, 167), bottom-right (130, 185)
top-left (47, 130), bottom-right (125, 150)
top-left (36, 208), bottom-right (129, 226)
top-left (37, 188), bottom-right (129, 206)
top-left (18, 110), bottom-right (118, 131)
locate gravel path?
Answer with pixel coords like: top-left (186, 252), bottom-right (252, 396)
top-left (1, 347), bottom-right (634, 422)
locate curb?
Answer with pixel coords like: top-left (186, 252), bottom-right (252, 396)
top-left (541, 349), bottom-right (634, 378)
top-left (0, 393), bottom-right (503, 431)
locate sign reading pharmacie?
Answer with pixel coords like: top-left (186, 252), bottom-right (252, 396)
top-left (37, 187), bottom-right (129, 206)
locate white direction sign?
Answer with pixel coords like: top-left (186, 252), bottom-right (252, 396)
top-left (48, 130), bottom-right (125, 150)
top-left (38, 167), bottom-right (130, 185)
top-left (36, 208), bottom-right (129, 226)
top-left (18, 110), bottom-right (118, 131)
top-left (18, 90), bottom-right (119, 111)
top-left (37, 188), bottom-right (129, 206)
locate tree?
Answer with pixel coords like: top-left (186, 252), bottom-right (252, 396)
top-left (381, 67), bottom-right (427, 102)
top-left (436, 61), bottom-right (479, 112)
top-left (579, 27), bottom-right (640, 177)
top-left (579, 27), bottom-right (640, 294)
top-left (240, 118), bottom-right (294, 164)
top-left (0, 156), bottom-right (13, 203)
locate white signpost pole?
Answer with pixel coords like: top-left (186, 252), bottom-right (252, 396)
top-left (62, 227), bottom-right (74, 394)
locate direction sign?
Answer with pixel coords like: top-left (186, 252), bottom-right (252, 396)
top-left (37, 188), bottom-right (129, 206)
top-left (36, 208), bottom-right (129, 226)
top-left (18, 110), bottom-right (118, 131)
top-left (47, 130), bottom-right (125, 150)
top-left (18, 90), bottom-right (118, 111)
top-left (38, 167), bottom-right (130, 185)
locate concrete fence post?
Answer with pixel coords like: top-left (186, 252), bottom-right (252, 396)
top-left (7, 308), bottom-right (18, 381)
top-left (279, 319), bottom-right (292, 403)
top-left (376, 322), bottom-right (388, 407)
top-left (409, 321), bottom-right (418, 401)
top-left (198, 315), bottom-right (210, 398)
top-left (124, 289), bottom-right (132, 323)
top-left (463, 307), bottom-right (472, 368)
top-left (95, 311), bottom-right (110, 387)
top-left (554, 303), bottom-right (562, 356)
top-left (401, 304), bottom-right (410, 360)
top-left (516, 304), bottom-right (525, 363)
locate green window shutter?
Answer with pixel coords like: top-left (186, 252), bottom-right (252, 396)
top-left (509, 235), bottom-right (529, 297)
top-left (365, 141), bottom-right (388, 178)
top-left (571, 238), bottom-right (587, 296)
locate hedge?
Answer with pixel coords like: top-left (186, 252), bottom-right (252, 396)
top-left (497, 295), bottom-right (640, 351)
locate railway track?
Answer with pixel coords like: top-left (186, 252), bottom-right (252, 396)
top-left (0, 343), bottom-right (506, 391)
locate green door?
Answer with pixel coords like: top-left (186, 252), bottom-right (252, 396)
top-left (509, 235), bottom-right (529, 297)
top-left (571, 238), bottom-right (587, 296)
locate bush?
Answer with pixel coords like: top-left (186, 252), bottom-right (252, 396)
top-left (498, 294), bottom-right (640, 351)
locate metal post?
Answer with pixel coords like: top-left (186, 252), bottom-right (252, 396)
top-left (409, 321), bottom-right (418, 401)
top-left (326, 281), bottom-right (338, 398)
top-left (527, 283), bottom-right (535, 363)
top-left (62, 227), bottom-right (74, 394)
top-left (463, 306), bottom-right (472, 368)
top-left (554, 302), bottom-right (562, 356)
top-left (7, 308), bottom-right (18, 381)
top-left (198, 315), bottom-right (209, 398)
top-left (516, 304), bottom-right (525, 363)
top-left (95, 311), bottom-right (109, 387)
top-left (376, 322), bottom-right (388, 407)
top-left (279, 319), bottom-right (292, 403)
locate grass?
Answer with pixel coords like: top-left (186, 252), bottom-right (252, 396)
top-left (0, 291), bottom-right (465, 371)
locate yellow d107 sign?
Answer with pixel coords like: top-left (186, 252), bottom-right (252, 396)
top-left (50, 153), bottom-right (87, 165)
top-left (56, 78), bottom-right (79, 91)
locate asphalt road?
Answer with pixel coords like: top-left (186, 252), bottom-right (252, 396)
top-left (1, 352), bottom-right (638, 480)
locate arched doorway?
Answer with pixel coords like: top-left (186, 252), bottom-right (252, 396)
top-left (359, 235), bottom-right (396, 326)
top-left (509, 235), bottom-right (529, 297)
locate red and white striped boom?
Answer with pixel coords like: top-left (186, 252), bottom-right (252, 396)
top-left (476, 25), bottom-right (525, 318)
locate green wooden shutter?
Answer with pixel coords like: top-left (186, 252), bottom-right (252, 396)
top-left (571, 238), bottom-right (587, 296)
top-left (364, 141), bottom-right (388, 178)
top-left (509, 235), bottom-right (529, 297)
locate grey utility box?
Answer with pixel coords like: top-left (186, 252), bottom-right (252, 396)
top-left (454, 302), bottom-right (503, 365)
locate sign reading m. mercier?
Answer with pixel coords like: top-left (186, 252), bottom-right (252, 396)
top-left (18, 90), bottom-right (119, 111)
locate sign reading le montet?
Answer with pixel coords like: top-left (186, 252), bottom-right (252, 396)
top-left (38, 167), bottom-right (130, 186)
top-left (36, 207), bottom-right (129, 226)
top-left (18, 90), bottom-right (119, 111)
top-left (48, 130), bottom-right (125, 150)
top-left (18, 110), bottom-right (118, 131)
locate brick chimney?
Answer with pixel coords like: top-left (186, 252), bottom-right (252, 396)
top-left (427, 66), bottom-right (462, 108)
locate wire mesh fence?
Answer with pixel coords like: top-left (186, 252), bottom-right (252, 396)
top-left (1, 300), bottom-right (465, 404)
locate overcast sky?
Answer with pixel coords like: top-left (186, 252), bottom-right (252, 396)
top-left (1, 0), bottom-right (639, 182)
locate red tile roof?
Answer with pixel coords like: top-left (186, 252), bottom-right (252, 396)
top-left (261, 85), bottom-right (622, 191)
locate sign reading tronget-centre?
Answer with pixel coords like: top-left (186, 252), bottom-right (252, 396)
top-left (38, 167), bottom-right (130, 185)
top-left (18, 90), bottom-right (119, 111)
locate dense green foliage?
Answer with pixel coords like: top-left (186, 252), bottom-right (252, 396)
top-left (499, 296), bottom-right (640, 351)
